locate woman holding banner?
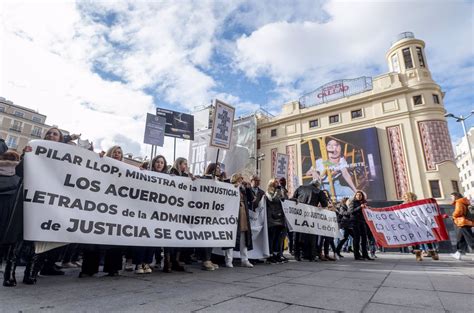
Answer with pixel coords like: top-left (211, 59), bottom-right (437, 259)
top-left (223, 173), bottom-right (253, 268)
top-left (348, 191), bottom-right (373, 261)
top-left (265, 178), bottom-right (286, 264)
top-left (150, 155), bottom-right (167, 270)
top-left (199, 163), bottom-right (222, 271)
top-left (402, 192), bottom-right (439, 261)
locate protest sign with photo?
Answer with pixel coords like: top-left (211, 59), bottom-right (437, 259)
top-left (363, 198), bottom-right (449, 248)
top-left (143, 113), bottom-right (166, 146)
top-left (274, 153), bottom-right (289, 179)
top-left (156, 107), bottom-right (194, 140)
top-left (282, 200), bottom-right (340, 238)
top-left (23, 140), bottom-right (240, 248)
top-left (210, 99), bottom-right (235, 150)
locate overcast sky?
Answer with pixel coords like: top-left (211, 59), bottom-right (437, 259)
top-left (1, 0), bottom-right (472, 160)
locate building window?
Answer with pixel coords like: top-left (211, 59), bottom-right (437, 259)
top-left (329, 114), bottom-right (340, 124)
top-left (465, 174), bottom-right (468, 180)
top-left (432, 94), bottom-right (440, 104)
top-left (257, 139), bottom-right (260, 150)
top-left (391, 54), bottom-right (400, 73)
top-left (471, 181), bottom-right (474, 188)
top-left (32, 116), bottom-right (42, 123)
top-left (452, 181), bottom-right (460, 193)
top-left (309, 119), bottom-right (319, 128)
top-left (402, 48), bottom-right (413, 69)
top-left (466, 160), bottom-right (469, 166)
top-left (10, 120), bottom-right (22, 132)
top-left (351, 109), bottom-right (363, 119)
top-left (31, 126), bottom-right (42, 138)
top-left (416, 47), bottom-right (425, 67)
top-left (257, 128), bottom-right (261, 134)
top-left (270, 129), bottom-right (277, 137)
top-left (469, 170), bottom-right (472, 177)
top-left (429, 180), bottom-right (442, 198)
top-left (6, 136), bottom-right (18, 149)
top-left (413, 95), bottom-right (423, 105)
top-left (14, 111), bottom-right (24, 118)
top-left (0, 107), bottom-right (4, 112)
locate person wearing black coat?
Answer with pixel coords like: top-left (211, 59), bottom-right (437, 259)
top-left (291, 180), bottom-right (328, 261)
top-left (335, 197), bottom-right (355, 258)
top-left (265, 178), bottom-right (286, 264)
top-left (348, 191), bottom-right (373, 260)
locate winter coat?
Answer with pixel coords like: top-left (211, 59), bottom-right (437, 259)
top-left (250, 187), bottom-right (265, 211)
top-left (348, 199), bottom-right (366, 224)
top-left (336, 202), bottom-right (353, 229)
top-left (452, 197), bottom-right (473, 227)
top-left (291, 184), bottom-right (328, 207)
top-left (234, 186), bottom-right (253, 251)
top-left (265, 190), bottom-right (285, 228)
top-left (0, 160), bottom-right (22, 245)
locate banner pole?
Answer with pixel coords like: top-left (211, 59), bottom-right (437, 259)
top-left (148, 145), bottom-right (153, 170)
top-left (213, 148), bottom-right (220, 178)
top-left (173, 138), bottom-right (177, 161)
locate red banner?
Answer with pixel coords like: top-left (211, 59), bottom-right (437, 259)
top-left (363, 199), bottom-right (449, 248)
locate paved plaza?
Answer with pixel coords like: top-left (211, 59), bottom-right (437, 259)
top-left (1, 253), bottom-right (473, 313)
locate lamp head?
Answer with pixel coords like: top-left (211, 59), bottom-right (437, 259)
top-left (444, 113), bottom-right (454, 118)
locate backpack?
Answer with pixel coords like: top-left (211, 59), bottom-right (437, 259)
top-left (466, 205), bottom-right (474, 221)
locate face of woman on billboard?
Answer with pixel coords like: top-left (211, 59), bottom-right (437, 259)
top-left (326, 139), bottom-right (341, 159)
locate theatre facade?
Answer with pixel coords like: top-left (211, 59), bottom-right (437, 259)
top-left (256, 32), bottom-right (459, 205)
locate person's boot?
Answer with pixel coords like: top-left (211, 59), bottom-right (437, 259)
top-left (430, 250), bottom-right (439, 261)
top-left (415, 250), bottom-right (423, 262)
top-left (23, 254), bottom-right (40, 285)
top-left (162, 253), bottom-right (172, 273)
top-left (3, 258), bottom-right (17, 287)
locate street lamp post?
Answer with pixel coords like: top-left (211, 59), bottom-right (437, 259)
top-left (250, 153), bottom-right (265, 175)
top-left (444, 110), bottom-right (474, 167)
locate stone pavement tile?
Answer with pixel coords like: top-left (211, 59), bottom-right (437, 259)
top-left (233, 273), bottom-right (292, 289)
top-left (437, 290), bottom-right (474, 312)
top-left (287, 272), bottom-right (341, 287)
top-left (197, 268), bottom-right (260, 284)
top-left (371, 286), bottom-right (444, 309)
top-left (273, 270), bottom-right (315, 278)
top-left (330, 277), bottom-right (380, 292)
top-left (197, 296), bottom-right (288, 312)
top-left (363, 302), bottom-right (445, 313)
top-left (280, 304), bottom-right (338, 313)
top-left (429, 275), bottom-right (474, 294)
top-left (382, 272), bottom-right (434, 291)
top-left (248, 282), bottom-right (374, 312)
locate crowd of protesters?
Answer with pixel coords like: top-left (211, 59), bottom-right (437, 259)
top-left (0, 129), bottom-right (473, 287)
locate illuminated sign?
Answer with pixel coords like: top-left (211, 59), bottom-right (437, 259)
top-left (299, 76), bottom-right (373, 108)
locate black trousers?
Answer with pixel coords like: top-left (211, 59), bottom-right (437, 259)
top-left (353, 222), bottom-right (369, 258)
top-left (456, 226), bottom-right (473, 253)
top-left (81, 245), bottom-right (101, 275)
top-left (318, 236), bottom-right (336, 256)
top-left (294, 233), bottom-right (319, 260)
top-left (103, 247), bottom-right (123, 274)
top-left (268, 226), bottom-right (284, 255)
top-left (336, 228), bottom-right (354, 253)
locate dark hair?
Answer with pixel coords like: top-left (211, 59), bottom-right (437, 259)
top-left (0, 150), bottom-right (20, 161)
top-left (450, 192), bottom-right (463, 199)
top-left (353, 190), bottom-right (366, 202)
top-left (279, 177), bottom-right (287, 185)
top-left (205, 162), bottom-right (219, 175)
top-left (151, 155), bottom-right (168, 173)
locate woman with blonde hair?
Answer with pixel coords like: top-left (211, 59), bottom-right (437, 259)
top-left (223, 173), bottom-right (253, 268)
top-left (265, 178), bottom-right (286, 263)
top-left (402, 192), bottom-right (439, 261)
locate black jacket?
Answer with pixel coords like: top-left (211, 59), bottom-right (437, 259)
top-left (291, 184), bottom-right (328, 207)
top-left (336, 203), bottom-right (352, 229)
top-left (265, 191), bottom-right (285, 228)
top-left (348, 199), bottom-right (366, 223)
top-left (250, 187), bottom-right (265, 211)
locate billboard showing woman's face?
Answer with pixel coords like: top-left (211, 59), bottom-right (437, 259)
top-left (301, 127), bottom-right (386, 201)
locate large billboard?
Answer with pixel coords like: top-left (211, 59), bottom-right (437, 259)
top-left (189, 115), bottom-right (257, 179)
top-left (156, 108), bottom-right (194, 140)
top-left (301, 127), bottom-right (386, 201)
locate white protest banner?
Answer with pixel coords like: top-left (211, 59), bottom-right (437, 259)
top-left (210, 99), bottom-right (235, 150)
top-left (213, 196), bottom-right (270, 259)
top-left (23, 140), bottom-right (240, 248)
top-left (282, 200), bottom-right (339, 238)
top-left (363, 199), bottom-right (449, 248)
top-left (274, 153), bottom-right (289, 179)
